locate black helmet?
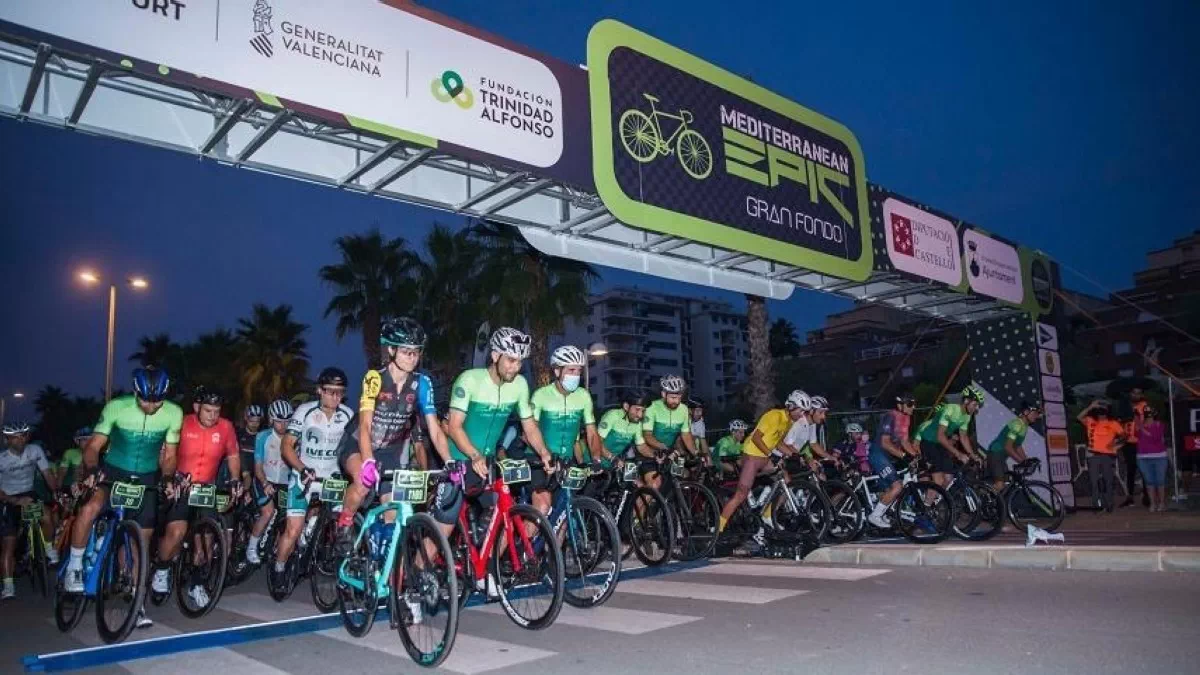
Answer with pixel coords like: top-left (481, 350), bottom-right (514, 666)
top-left (1019, 400), bottom-right (1043, 416)
top-left (621, 390), bottom-right (652, 408)
top-left (380, 317), bottom-right (427, 349)
top-left (196, 388), bottom-right (224, 406)
top-left (895, 392), bottom-right (916, 407)
top-left (132, 367), bottom-right (171, 402)
top-left (317, 367), bottom-right (348, 387)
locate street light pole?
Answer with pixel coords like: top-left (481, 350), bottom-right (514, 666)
top-left (105, 284), bottom-right (116, 401)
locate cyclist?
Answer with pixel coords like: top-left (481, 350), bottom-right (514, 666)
top-left (712, 419), bottom-right (748, 478)
top-left (1, 421), bottom-right (59, 599)
top-left (789, 395), bottom-right (838, 471)
top-left (640, 375), bottom-right (701, 491)
top-left (833, 422), bottom-right (870, 473)
top-left (717, 390), bottom-right (812, 538)
top-left (64, 367), bottom-right (182, 630)
top-left (56, 428), bottom-right (90, 489)
top-left (153, 388), bottom-right (241, 608)
top-left (918, 386), bottom-right (984, 489)
top-left (337, 318), bottom-right (454, 546)
top-left (985, 401), bottom-right (1042, 493)
top-left (275, 368), bottom-right (354, 578)
top-left (866, 393), bottom-right (920, 529)
top-left (246, 399), bottom-right (293, 565)
top-left (237, 405), bottom-right (265, 490)
top-left (689, 396), bottom-right (708, 461)
top-left (526, 345), bottom-right (602, 519)
top-left (594, 391), bottom-right (647, 466)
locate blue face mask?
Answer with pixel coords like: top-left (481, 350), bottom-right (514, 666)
top-left (561, 374), bottom-right (581, 392)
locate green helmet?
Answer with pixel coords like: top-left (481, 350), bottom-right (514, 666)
top-left (961, 385), bottom-right (985, 405)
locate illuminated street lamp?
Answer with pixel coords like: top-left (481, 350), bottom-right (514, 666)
top-left (585, 342), bottom-right (609, 394)
top-left (0, 392), bottom-right (24, 427)
top-left (78, 270), bottom-right (150, 401)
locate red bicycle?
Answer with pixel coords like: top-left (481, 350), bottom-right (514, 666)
top-left (449, 460), bottom-right (564, 630)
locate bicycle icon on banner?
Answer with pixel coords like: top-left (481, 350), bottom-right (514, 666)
top-left (618, 93), bottom-right (713, 180)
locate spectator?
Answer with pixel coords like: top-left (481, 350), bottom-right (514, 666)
top-left (1118, 387), bottom-right (1149, 508)
top-left (1135, 407), bottom-right (1169, 512)
top-left (1078, 400), bottom-right (1125, 512)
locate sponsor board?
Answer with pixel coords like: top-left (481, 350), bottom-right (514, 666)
top-left (881, 198), bottom-right (963, 286)
top-left (963, 229), bottom-right (1023, 304)
top-left (588, 20), bottom-right (871, 279)
top-left (1048, 455), bottom-right (1072, 482)
top-left (1039, 348), bottom-right (1061, 377)
top-left (1041, 375), bottom-right (1064, 403)
top-left (1036, 322), bottom-right (1059, 350)
top-left (1044, 402), bottom-right (1068, 429)
top-left (1183, 434), bottom-right (1200, 453)
top-left (1047, 429), bottom-right (1070, 455)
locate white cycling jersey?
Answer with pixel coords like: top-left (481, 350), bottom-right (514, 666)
top-left (783, 418), bottom-right (817, 450)
top-left (254, 429), bottom-right (290, 485)
top-left (0, 443), bottom-right (50, 494)
top-left (287, 401), bottom-right (353, 478)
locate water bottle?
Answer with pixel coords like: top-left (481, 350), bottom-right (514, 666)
top-left (298, 514), bottom-right (318, 549)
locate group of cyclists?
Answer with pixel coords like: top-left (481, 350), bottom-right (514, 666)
top-left (0, 314), bottom-right (1055, 660)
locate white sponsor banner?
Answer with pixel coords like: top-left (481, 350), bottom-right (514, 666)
top-left (882, 199), bottom-right (963, 286)
top-left (1038, 348), bottom-right (1061, 377)
top-left (1036, 322), bottom-right (1059, 350)
top-left (1048, 455), bottom-right (1072, 482)
top-left (0, 0), bottom-right (564, 167)
top-left (963, 229), bottom-right (1024, 303)
top-left (1045, 402), bottom-right (1067, 429)
top-left (1041, 374), bottom-right (1064, 403)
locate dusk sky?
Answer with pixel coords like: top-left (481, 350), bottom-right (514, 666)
top-left (2, 0), bottom-right (1197, 417)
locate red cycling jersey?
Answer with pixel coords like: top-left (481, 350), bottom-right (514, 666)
top-left (177, 415), bottom-right (238, 484)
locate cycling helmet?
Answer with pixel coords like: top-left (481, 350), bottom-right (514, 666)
top-left (2, 420), bottom-right (31, 435)
top-left (1019, 400), bottom-right (1043, 416)
top-left (489, 327), bottom-right (532, 359)
top-left (380, 316), bottom-right (427, 349)
top-left (191, 385), bottom-right (208, 404)
top-left (196, 388), bottom-right (224, 406)
top-left (74, 426), bottom-right (93, 441)
top-left (133, 367), bottom-right (171, 402)
top-left (317, 367), bottom-right (349, 388)
top-left (245, 404), bottom-right (264, 419)
top-left (687, 396), bottom-right (706, 409)
top-left (845, 422), bottom-right (865, 435)
top-left (895, 392), bottom-right (916, 406)
top-left (268, 399), bottom-right (294, 421)
top-left (659, 375), bottom-right (686, 394)
top-left (550, 345), bottom-right (587, 367)
top-left (810, 395), bottom-right (829, 410)
top-left (728, 419), bottom-right (749, 432)
top-left (784, 390), bottom-right (812, 411)
top-left (621, 390), bottom-right (652, 408)
top-left (961, 385), bottom-right (985, 405)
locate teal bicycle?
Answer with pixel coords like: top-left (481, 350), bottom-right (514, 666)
top-left (337, 466), bottom-right (460, 668)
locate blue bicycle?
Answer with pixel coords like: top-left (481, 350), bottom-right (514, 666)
top-left (54, 479), bottom-right (149, 644)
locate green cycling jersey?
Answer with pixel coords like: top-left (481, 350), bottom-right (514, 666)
top-left (448, 368), bottom-right (533, 461)
top-left (987, 418), bottom-right (1028, 454)
top-left (58, 447), bottom-right (84, 484)
top-left (642, 399), bottom-right (689, 449)
top-left (711, 435), bottom-right (741, 460)
top-left (597, 408), bottom-right (645, 459)
top-left (531, 384), bottom-right (596, 459)
top-left (93, 395), bottom-right (184, 474)
top-left (918, 403), bottom-right (971, 443)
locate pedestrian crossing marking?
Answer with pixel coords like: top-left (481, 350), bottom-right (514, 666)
top-left (471, 602), bottom-right (701, 634)
top-left (616, 579), bottom-right (807, 604)
top-left (688, 563), bottom-right (890, 581)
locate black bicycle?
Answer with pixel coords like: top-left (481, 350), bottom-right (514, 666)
top-left (597, 462), bottom-right (676, 567)
top-left (148, 478), bottom-right (229, 619)
top-left (267, 474), bottom-right (346, 612)
top-left (1001, 458), bottom-right (1066, 531)
top-left (655, 455), bottom-right (720, 561)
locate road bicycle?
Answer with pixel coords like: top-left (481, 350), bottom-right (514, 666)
top-left (1001, 458), bottom-right (1066, 531)
top-left (54, 478), bottom-right (149, 644)
top-left (597, 460), bottom-right (676, 567)
top-left (713, 456), bottom-right (830, 547)
top-left (653, 454), bottom-right (720, 561)
top-left (619, 93), bottom-right (713, 179)
top-left (449, 459), bottom-right (564, 630)
top-left (944, 464), bottom-right (1004, 541)
top-left (10, 500), bottom-right (53, 598)
top-left (147, 477), bottom-right (229, 619)
top-left (267, 473), bottom-right (346, 611)
top-left (845, 458), bottom-right (954, 543)
top-left (337, 467), bottom-right (459, 667)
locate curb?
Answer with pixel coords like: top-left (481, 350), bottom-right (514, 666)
top-left (802, 545), bottom-right (1200, 573)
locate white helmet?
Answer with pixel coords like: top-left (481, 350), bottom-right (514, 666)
top-left (268, 399), bottom-right (294, 421)
top-left (728, 419), bottom-right (749, 432)
top-left (845, 422), bottom-right (864, 435)
top-left (489, 327), bottom-right (532, 359)
top-left (550, 345), bottom-right (587, 367)
top-left (810, 395), bottom-right (829, 410)
top-left (659, 374), bottom-right (686, 394)
top-left (785, 390), bottom-right (812, 411)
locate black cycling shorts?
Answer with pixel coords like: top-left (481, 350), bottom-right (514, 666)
top-left (0, 492), bottom-right (38, 537)
top-left (920, 441), bottom-right (956, 474)
top-left (162, 486), bottom-right (216, 525)
top-left (99, 464), bottom-right (159, 529)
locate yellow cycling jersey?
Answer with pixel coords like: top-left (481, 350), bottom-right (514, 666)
top-left (743, 408), bottom-right (790, 458)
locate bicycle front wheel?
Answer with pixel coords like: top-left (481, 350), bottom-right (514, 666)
top-left (676, 129), bottom-right (713, 179)
top-left (822, 480), bottom-right (865, 543)
top-left (395, 513), bottom-right (459, 668)
top-left (963, 481), bottom-right (1004, 541)
top-left (949, 482), bottom-right (985, 541)
top-left (225, 510), bottom-right (255, 586)
top-left (29, 527), bottom-right (50, 598)
top-left (895, 482), bottom-right (953, 544)
top-left (493, 504), bottom-right (564, 631)
top-left (618, 109), bottom-right (659, 162)
top-left (1007, 481), bottom-right (1066, 531)
top-left (310, 515), bottom-right (340, 613)
top-left (627, 487), bottom-right (675, 567)
top-left (337, 527), bottom-right (378, 638)
top-left (774, 479), bottom-right (830, 541)
top-left (672, 482), bottom-right (719, 561)
top-left (562, 496), bottom-right (621, 608)
top-left (95, 519), bottom-right (147, 644)
top-left (176, 516), bottom-right (228, 619)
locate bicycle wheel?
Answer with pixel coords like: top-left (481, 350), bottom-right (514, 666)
top-left (627, 487), bottom-right (675, 567)
top-left (95, 519), bottom-right (147, 644)
top-left (310, 515), bottom-right (340, 613)
top-left (672, 482), bottom-right (719, 561)
top-left (562, 496), bottom-right (621, 608)
top-left (395, 513), bottom-right (459, 667)
top-left (618, 109), bottom-right (659, 162)
top-left (949, 482), bottom-right (984, 541)
top-left (492, 504), bottom-right (564, 630)
top-left (177, 516), bottom-right (228, 619)
top-left (225, 510), bottom-right (255, 586)
top-left (676, 129), bottom-right (713, 179)
top-left (1006, 480), bottom-right (1066, 531)
top-left (266, 537), bottom-right (296, 602)
top-left (774, 479), bottom-right (830, 541)
top-left (337, 531), bottom-right (378, 638)
top-left (822, 480), bottom-right (865, 543)
top-left (29, 527), bottom-right (50, 598)
top-left (895, 482), bottom-right (953, 544)
top-left (54, 578), bottom-right (88, 632)
top-left (963, 481), bottom-right (1004, 542)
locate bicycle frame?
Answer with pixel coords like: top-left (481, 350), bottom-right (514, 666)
top-left (56, 504), bottom-right (130, 598)
top-left (643, 99), bottom-right (691, 150)
top-left (337, 498), bottom-right (414, 596)
top-left (457, 477), bottom-right (533, 584)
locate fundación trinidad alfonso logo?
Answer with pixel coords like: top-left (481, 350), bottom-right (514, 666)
top-left (250, 0), bottom-right (275, 57)
top-left (432, 70), bottom-right (474, 109)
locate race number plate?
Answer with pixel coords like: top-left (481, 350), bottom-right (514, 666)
top-left (622, 462), bottom-right (640, 483)
top-left (188, 484), bottom-right (217, 508)
top-left (499, 459), bottom-right (531, 485)
top-left (21, 503), bottom-right (43, 522)
top-left (110, 482), bottom-right (145, 510)
top-left (562, 466), bottom-right (589, 491)
top-left (216, 493), bottom-right (231, 513)
top-left (670, 456), bottom-right (685, 477)
top-left (276, 488), bottom-right (289, 509)
top-left (390, 471), bottom-right (429, 504)
top-left (320, 478), bottom-right (348, 504)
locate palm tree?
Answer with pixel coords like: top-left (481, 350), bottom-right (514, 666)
top-left (469, 220), bottom-right (598, 386)
top-left (129, 333), bottom-right (177, 367)
top-left (411, 224), bottom-right (486, 385)
top-left (320, 228), bottom-right (419, 369)
top-left (768, 318), bottom-right (801, 358)
top-left (33, 385), bottom-right (73, 454)
top-left (745, 295), bottom-right (775, 418)
top-left (235, 304), bottom-right (311, 406)
top-left (173, 328), bottom-right (240, 404)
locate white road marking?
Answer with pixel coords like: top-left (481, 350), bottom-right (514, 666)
top-left (472, 602), bottom-right (701, 634)
top-left (616, 579), bottom-right (807, 604)
top-left (687, 563), bottom-right (890, 581)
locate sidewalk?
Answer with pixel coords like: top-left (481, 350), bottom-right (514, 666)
top-left (804, 508), bottom-right (1200, 573)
